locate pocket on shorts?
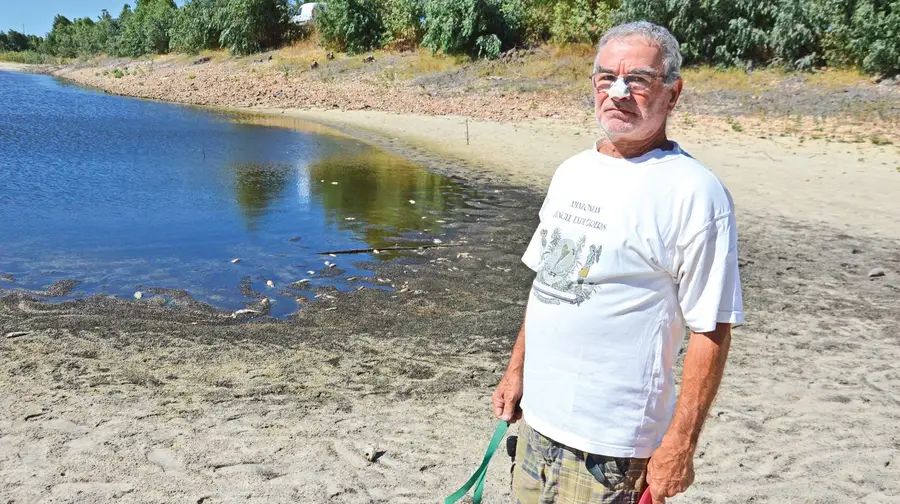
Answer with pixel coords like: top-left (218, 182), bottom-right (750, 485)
top-left (584, 455), bottom-right (646, 491)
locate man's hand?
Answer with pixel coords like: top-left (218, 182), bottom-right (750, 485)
top-left (492, 369), bottom-right (523, 423)
top-left (647, 441), bottom-right (695, 503)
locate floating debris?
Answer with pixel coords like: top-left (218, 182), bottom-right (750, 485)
top-left (329, 254), bottom-right (337, 257)
top-left (324, 261), bottom-right (332, 267)
top-left (134, 291), bottom-right (143, 300)
top-left (231, 308), bottom-right (261, 318)
top-left (266, 280), bottom-right (275, 288)
top-left (433, 239), bottom-right (443, 244)
top-left (231, 258), bottom-right (241, 263)
top-left (331, 181), bottom-right (339, 185)
top-left (307, 270), bottom-right (316, 275)
top-left (409, 199), bottom-right (416, 204)
top-left (373, 249), bottom-right (380, 254)
top-left (344, 217), bottom-right (356, 221)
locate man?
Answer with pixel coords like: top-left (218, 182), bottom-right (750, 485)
top-left (492, 21), bottom-right (744, 504)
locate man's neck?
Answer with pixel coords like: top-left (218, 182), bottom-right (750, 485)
top-left (596, 128), bottom-right (672, 159)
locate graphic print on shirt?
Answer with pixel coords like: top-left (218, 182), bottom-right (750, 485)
top-left (533, 227), bottom-right (603, 306)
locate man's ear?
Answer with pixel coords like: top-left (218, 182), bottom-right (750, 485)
top-left (667, 78), bottom-right (683, 112)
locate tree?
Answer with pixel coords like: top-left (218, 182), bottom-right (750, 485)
top-left (421, 0), bottom-right (522, 58)
top-left (170, 0), bottom-right (223, 54)
top-left (217, 0), bottom-right (291, 55)
top-left (5, 30), bottom-right (29, 52)
top-left (116, 0), bottom-right (177, 56)
top-left (315, 0), bottom-right (386, 54)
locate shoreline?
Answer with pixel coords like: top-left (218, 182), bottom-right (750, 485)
top-left (239, 106), bottom-right (900, 239)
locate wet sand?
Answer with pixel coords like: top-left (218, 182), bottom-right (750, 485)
top-left (2, 64), bottom-right (900, 503)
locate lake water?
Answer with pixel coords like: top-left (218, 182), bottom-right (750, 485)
top-left (0, 70), bottom-right (476, 317)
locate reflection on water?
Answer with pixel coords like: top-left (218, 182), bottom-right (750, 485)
top-left (232, 162), bottom-right (292, 231)
top-left (309, 150), bottom-right (471, 254)
top-left (0, 70), bottom-right (482, 317)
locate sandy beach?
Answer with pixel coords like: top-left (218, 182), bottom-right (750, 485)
top-left (1, 59), bottom-right (899, 503)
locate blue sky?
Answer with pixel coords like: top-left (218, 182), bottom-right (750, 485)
top-left (3, 1), bottom-right (184, 36)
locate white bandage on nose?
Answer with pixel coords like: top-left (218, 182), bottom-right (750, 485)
top-left (606, 77), bottom-right (630, 99)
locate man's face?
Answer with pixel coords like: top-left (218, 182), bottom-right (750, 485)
top-left (593, 37), bottom-right (682, 140)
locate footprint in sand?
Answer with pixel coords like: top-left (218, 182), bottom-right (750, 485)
top-left (147, 447), bottom-right (183, 474)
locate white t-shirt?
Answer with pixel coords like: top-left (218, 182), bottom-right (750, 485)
top-left (520, 141), bottom-right (744, 459)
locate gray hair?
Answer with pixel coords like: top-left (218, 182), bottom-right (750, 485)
top-left (594, 21), bottom-right (683, 85)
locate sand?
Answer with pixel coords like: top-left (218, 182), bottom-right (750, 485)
top-left (2, 66), bottom-right (900, 503)
top-left (0, 62), bottom-right (34, 72)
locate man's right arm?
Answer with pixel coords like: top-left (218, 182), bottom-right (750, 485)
top-left (492, 313), bottom-right (526, 423)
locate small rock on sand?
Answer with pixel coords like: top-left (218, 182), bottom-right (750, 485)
top-left (868, 267), bottom-right (886, 278)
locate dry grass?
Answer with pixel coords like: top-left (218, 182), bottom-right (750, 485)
top-left (682, 65), bottom-right (868, 93)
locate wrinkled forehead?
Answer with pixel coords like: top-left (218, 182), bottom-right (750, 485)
top-left (594, 37), bottom-right (665, 74)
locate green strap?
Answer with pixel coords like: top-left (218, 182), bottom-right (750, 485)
top-left (444, 421), bottom-right (510, 504)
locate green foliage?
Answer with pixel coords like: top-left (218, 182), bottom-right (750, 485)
top-left (615, 0), bottom-right (900, 75)
top-left (549, 0), bottom-right (617, 45)
top-left (217, 0), bottom-right (291, 55)
top-left (6, 0), bottom-right (899, 75)
top-left (421, 0), bottom-right (521, 58)
top-left (4, 30), bottom-right (29, 52)
top-left (0, 50), bottom-right (59, 64)
top-left (316, 0), bottom-right (386, 54)
top-left (116, 0), bottom-right (178, 57)
top-left (382, 0), bottom-right (425, 48)
top-left (170, 0), bottom-right (222, 54)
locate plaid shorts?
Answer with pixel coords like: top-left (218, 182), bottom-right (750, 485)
top-left (512, 422), bottom-right (648, 504)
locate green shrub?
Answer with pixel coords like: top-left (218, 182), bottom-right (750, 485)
top-left (116, 0), bottom-right (178, 57)
top-left (170, 0), bottom-right (222, 54)
top-left (316, 0), bottom-right (385, 54)
top-left (0, 50), bottom-right (59, 64)
top-left (421, 0), bottom-right (521, 58)
top-left (614, 0), bottom-right (899, 75)
top-left (549, 0), bottom-right (617, 45)
top-left (217, 0), bottom-right (290, 55)
top-left (382, 0), bottom-right (425, 49)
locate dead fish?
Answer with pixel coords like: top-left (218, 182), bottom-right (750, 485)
top-left (231, 308), bottom-right (261, 318)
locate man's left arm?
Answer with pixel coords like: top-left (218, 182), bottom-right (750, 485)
top-left (647, 323), bottom-right (732, 503)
